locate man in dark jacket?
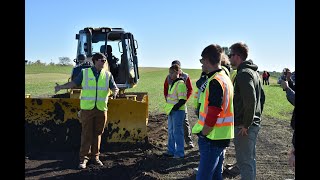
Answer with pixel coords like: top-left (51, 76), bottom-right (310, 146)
top-left (281, 72), bottom-right (295, 170)
top-left (229, 42), bottom-right (265, 180)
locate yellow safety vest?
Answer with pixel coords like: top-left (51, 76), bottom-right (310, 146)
top-left (164, 79), bottom-right (187, 115)
top-left (193, 88), bottom-right (199, 108)
top-left (221, 66), bottom-right (230, 77)
top-left (80, 68), bottom-right (110, 111)
top-left (231, 70), bottom-right (237, 84)
top-left (192, 71), bottom-right (234, 140)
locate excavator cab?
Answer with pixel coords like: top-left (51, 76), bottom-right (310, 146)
top-left (74, 27), bottom-right (139, 91)
top-left (25, 27), bottom-right (148, 152)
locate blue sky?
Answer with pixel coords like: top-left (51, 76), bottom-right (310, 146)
top-left (25, 0), bottom-right (295, 72)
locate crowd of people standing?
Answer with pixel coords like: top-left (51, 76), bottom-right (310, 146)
top-left (53, 41), bottom-right (294, 179)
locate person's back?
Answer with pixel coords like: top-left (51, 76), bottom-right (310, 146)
top-left (71, 54), bottom-right (92, 82)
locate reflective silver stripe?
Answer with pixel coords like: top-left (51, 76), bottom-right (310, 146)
top-left (167, 99), bottom-right (178, 104)
top-left (82, 68), bottom-right (90, 89)
top-left (199, 114), bottom-right (205, 122)
top-left (81, 97), bottom-right (96, 100)
top-left (96, 97), bottom-right (108, 101)
top-left (80, 96), bottom-right (108, 101)
top-left (216, 74), bottom-right (230, 114)
top-left (167, 94), bottom-right (178, 98)
top-left (216, 116), bottom-right (233, 124)
top-left (82, 87), bottom-right (96, 90)
top-left (97, 87), bottom-right (109, 90)
top-left (104, 71), bottom-right (110, 90)
top-left (178, 92), bottom-right (187, 97)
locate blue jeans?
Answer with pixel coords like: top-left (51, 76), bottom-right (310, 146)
top-left (167, 110), bottom-right (185, 157)
top-left (196, 136), bottom-right (225, 180)
top-left (234, 125), bottom-right (260, 180)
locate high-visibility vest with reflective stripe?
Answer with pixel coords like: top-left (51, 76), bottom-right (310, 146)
top-left (167, 72), bottom-right (188, 85)
top-left (231, 70), bottom-right (237, 84)
top-left (164, 79), bottom-right (187, 115)
top-left (222, 66), bottom-right (230, 77)
top-left (193, 88), bottom-right (199, 108)
top-left (192, 71), bottom-right (234, 140)
top-left (193, 78), bottom-right (207, 110)
top-left (80, 68), bottom-right (110, 111)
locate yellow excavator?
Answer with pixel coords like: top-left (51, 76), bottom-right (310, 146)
top-left (25, 27), bottom-right (148, 151)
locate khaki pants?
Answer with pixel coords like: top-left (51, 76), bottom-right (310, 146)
top-left (79, 108), bottom-right (107, 160)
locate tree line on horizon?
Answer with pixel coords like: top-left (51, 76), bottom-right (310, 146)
top-left (25, 57), bottom-right (73, 66)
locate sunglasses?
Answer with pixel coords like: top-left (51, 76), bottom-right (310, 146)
top-left (228, 54), bottom-right (236, 58)
top-left (97, 59), bottom-right (106, 63)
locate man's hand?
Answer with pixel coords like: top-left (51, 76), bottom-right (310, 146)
top-left (286, 71), bottom-right (292, 81)
top-left (201, 124), bottom-right (213, 136)
top-left (281, 80), bottom-right (289, 90)
top-left (288, 148), bottom-right (295, 170)
top-left (237, 127), bottom-right (248, 136)
top-left (55, 83), bottom-right (61, 93)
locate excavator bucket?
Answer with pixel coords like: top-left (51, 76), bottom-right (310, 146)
top-left (25, 92), bottom-right (148, 152)
top-left (106, 92), bottom-right (149, 142)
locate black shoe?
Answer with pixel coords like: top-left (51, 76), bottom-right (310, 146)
top-left (162, 152), bottom-right (174, 157)
top-left (92, 158), bottom-right (104, 166)
top-left (185, 142), bottom-right (194, 149)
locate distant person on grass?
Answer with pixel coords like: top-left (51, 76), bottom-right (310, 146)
top-left (163, 64), bottom-right (187, 158)
top-left (192, 44), bottom-right (234, 180)
top-left (229, 42), bottom-right (265, 180)
top-left (262, 71), bottom-right (270, 85)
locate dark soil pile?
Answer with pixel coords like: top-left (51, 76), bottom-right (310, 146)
top-left (25, 108), bottom-right (295, 180)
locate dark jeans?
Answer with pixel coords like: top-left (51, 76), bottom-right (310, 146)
top-left (196, 136), bottom-right (225, 180)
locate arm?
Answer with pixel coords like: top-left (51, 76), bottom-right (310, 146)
top-left (286, 87), bottom-right (295, 106)
top-left (163, 76), bottom-right (169, 99)
top-left (55, 82), bottom-right (77, 93)
top-left (55, 71), bottom-right (82, 93)
top-left (185, 76), bottom-right (193, 100)
top-left (281, 80), bottom-right (295, 105)
top-left (238, 72), bottom-right (257, 129)
top-left (109, 75), bottom-right (119, 98)
top-left (202, 79), bottom-right (223, 135)
top-left (260, 87), bottom-right (265, 113)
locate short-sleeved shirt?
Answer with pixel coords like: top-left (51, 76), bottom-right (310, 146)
top-left (73, 66), bottom-right (117, 89)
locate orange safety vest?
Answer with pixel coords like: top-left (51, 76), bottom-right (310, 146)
top-left (192, 70), bottom-right (234, 140)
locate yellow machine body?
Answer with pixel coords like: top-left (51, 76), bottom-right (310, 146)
top-left (25, 92), bottom-right (148, 151)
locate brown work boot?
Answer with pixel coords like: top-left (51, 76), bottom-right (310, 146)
top-left (92, 158), bottom-right (104, 166)
top-left (78, 159), bottom-right (89, 169)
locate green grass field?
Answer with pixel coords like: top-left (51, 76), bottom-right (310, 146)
top-left (25, 65), bottom-right (293, 121)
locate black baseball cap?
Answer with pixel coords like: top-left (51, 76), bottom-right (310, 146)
top-left (171, 60), bottom-right (181, 66)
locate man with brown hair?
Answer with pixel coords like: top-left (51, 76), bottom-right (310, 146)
top-left (192, 44), bottom-right (234, 179)
top-left (229, 42), bottom-right (265, 180)
top-left (54, 52), bottom-right (119, 169)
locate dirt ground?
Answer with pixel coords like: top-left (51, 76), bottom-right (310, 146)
top-left (25, 107), bottom-right (295, 180)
